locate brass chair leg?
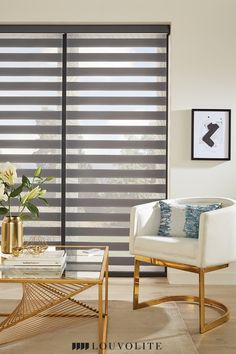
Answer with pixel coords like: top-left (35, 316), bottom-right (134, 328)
top-left (133, 258), bottom-right (140, 310)
top-left (199, 269), bottom-right (205, 333)
top-left (133, 256), bottom-right (229, 334)
top-left (198, 268), bottom-right (229, 333)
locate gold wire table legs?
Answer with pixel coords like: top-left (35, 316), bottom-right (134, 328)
top-left (133, 256), bottom-right (229, 334)
top-left (0, 282), bottom-right (98, 344)
top-left (0, 276), bottom-right (109, 352)
top-left (98, 256), bottom-right (109, 354)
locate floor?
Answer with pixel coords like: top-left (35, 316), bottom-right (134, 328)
top-left (82, 277), bottom-right (236, 354)
top-left (0, 278), bottom-right (236, 354)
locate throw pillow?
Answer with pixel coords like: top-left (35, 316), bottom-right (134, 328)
top-left (158, 200), bottom-right (186, 237)
top-left (158, 200), bottom-right (222, 238)
top-left (184, 204), bottom-right (222, 238)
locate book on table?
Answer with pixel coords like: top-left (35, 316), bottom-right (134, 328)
top-left (0, 263), bottom-right (66, 279)
top-left (0, 249), bottom-right (67, 268)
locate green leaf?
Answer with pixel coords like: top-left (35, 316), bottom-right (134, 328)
top-left (22, 175), bottom-right (31, 188)
top-left (19, 213), bottom-right (33, 221)
top-left (44, 176), bottom-right (54, 182)
top-left (38, 197), bottom-right (49, 205)
top-left (25, 202), bottom-right (39, 218)
top-left (10, 185), bottom-right (23, 198)
top-left (34, 167), bottom-right (42, 177)
top-left (0, 207), bottom-right (8, 215)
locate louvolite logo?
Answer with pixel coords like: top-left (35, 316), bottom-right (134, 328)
top-left (72, 343), bottom-right (89, 350)
top-left (72, 341), bottom-right (162, 351)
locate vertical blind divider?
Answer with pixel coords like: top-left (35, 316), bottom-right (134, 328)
top-left (61, 33), bottom-right (67, 245)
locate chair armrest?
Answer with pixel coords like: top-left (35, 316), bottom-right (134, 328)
top-left (198, 205), bottom-right (236, 267)
top-left (129, 201), bottom-right (160, 254)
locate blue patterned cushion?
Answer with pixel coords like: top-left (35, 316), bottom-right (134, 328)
top-left (184, 204), bottom-right (221, 238)
top-left (158, 201), bottom-right (222, 238)
top-left (158, 201), bottom-right (186, 237)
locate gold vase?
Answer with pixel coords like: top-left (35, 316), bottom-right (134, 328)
top-left (1, 216), bottom-right (24, 254)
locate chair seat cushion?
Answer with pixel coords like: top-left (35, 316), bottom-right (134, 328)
top-left (134, 235), bottom-right (199, 265)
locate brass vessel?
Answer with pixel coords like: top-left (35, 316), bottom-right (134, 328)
top-left (1, 216), bottom-right (24, 254)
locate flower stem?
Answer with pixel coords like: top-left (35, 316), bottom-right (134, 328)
top-left (8, 193), bottom-right (11, 217)
top-left (19, 205), bottom-right (26, 217)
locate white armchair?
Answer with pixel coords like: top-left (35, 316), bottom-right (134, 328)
top-left (129, 197), bottom-right (236, 333)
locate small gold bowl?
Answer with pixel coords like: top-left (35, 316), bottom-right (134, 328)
top-left (24, 236), bottom-right (48, 255)
top-left (12, 247), bottom-right (24, 257)
top-left (26, 244), bottom-right (48, 255)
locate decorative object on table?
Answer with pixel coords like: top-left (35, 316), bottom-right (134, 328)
top-left (24, 235), bottom-right (48, 255)
top-left (11, 246), bottom-right (24, 257)
top-left (0, 162), bottom-right (53, 254)
top-left (0, 249), bottom-right (66, 267)
top-left (1, 216), bottom-right (23, 256)
top-left (11, 236), bottom-right (48, 257)
top-left (191, 109), bottom-right (231, 160)
top-left (0, 247), bottom-right (67, 279)
top-left (81, 248), bottom-right (104, 256)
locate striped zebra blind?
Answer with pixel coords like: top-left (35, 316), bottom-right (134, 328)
top-left (0, 26), bottom-right (169, 275)
top-left (0, 34), bottom-right (62, 242)
top-left (66, 30), bottom-right (168, 275)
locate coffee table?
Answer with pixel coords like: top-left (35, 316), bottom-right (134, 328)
top-left (0, 245), bottom-right (109, 354)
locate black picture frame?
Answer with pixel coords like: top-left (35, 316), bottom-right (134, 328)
top-left (191, 109), bottom-right (231, 160)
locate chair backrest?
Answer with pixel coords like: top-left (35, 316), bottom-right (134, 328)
top-left (166, 197), bottom-right (236, 208)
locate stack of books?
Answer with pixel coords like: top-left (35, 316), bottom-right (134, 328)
top-left (0, 249), bottom-right (66, 278)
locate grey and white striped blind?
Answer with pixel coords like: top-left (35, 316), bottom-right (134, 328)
top-left (0, 34), bottom-right (62, 242)
top-left (66, 31), bottom-right (168, 275)
top-left (0, 26), bottom-right (169, 275)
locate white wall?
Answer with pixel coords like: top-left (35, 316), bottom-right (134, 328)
top-left (1, 0), bottom-right (236, 284)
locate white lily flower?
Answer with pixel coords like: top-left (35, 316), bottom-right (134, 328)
top-left (0, 183), bottom-right (8, 202)
top-left (39, 189), bottom-right (47, 197)
top-left (21, 186), bottom-right (42, 204)
top-left (0, 162), bottom-right (17, 186)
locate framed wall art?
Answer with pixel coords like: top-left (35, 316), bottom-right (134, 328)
top-left (191, 109), bottom-right (231, 160)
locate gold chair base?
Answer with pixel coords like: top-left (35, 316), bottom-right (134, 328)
top-left (133, 256), bottom-right (229, 334)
